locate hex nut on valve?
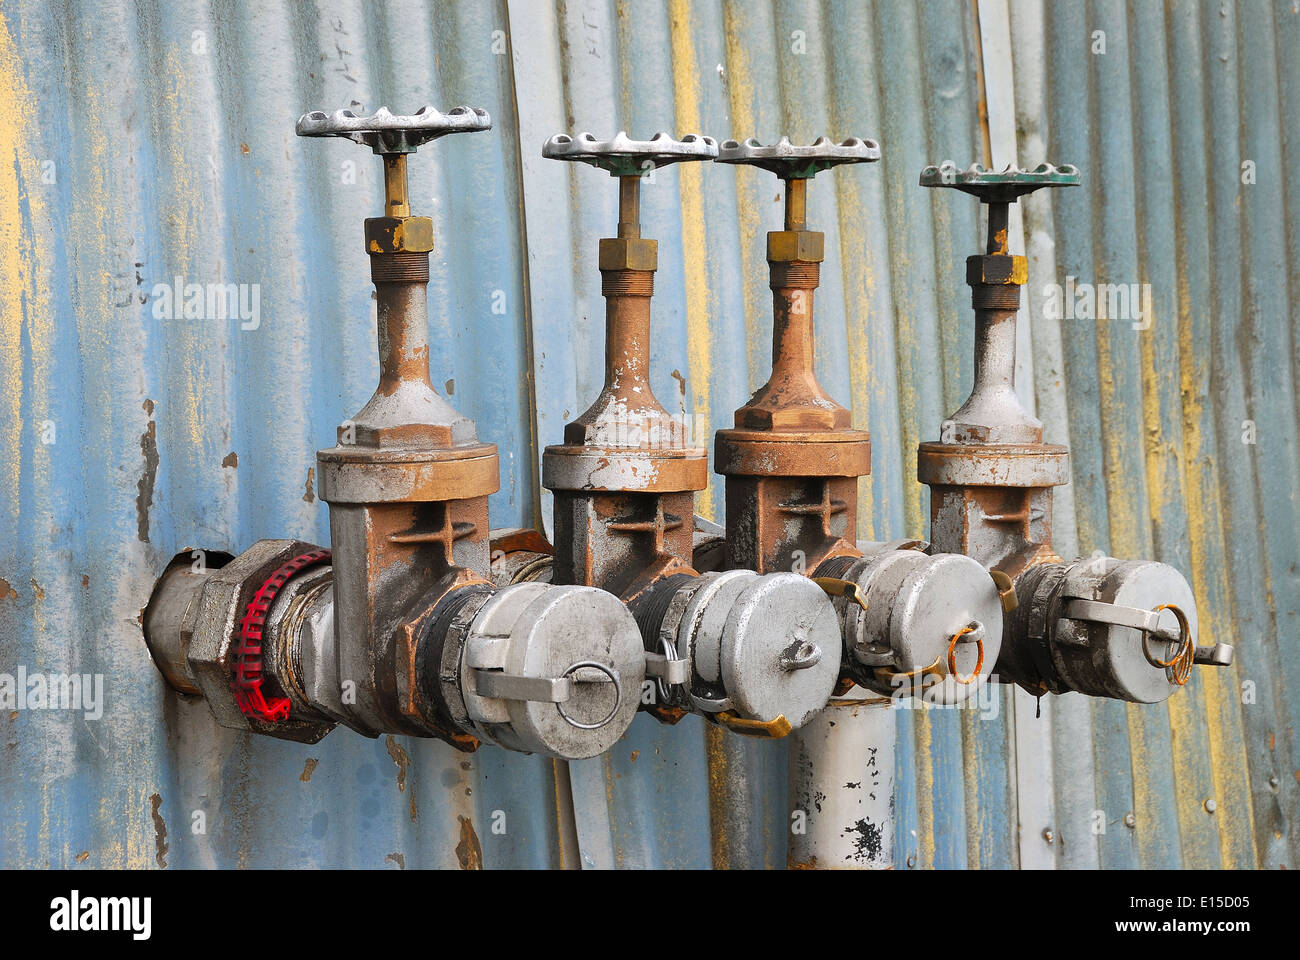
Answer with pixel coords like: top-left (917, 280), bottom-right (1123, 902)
top-left (455, 583), bottom-right (646, 759)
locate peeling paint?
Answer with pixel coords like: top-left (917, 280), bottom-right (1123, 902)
top-left (385, 735), bottom-right (417, 822)
top-left (456, 815), bottom-right (482, 870)
top-left (148, 793), bottom-right (169, 869)
top-left (136, 419), bottom-right (159, 543)
top-left (385, 735), bottom-right (409, 791)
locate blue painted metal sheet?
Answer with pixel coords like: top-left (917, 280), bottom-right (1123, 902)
top-left (1022, 0), bottom-right (1295, 870)
top-left (0, 0), bottom-right (1292, 869)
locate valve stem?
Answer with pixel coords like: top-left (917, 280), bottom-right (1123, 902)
top-left (617, 175), bottom-right (640, 239)
top-left (784, 177), bottom-right (807, 231)
top-left (383, 154), bottom-right (410, 218)
top-left (985, 199), bottom-right (1009, 255)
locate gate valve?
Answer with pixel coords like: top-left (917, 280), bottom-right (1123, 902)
top-left (712, 137), bottom-right (878, 583)
top-left (708, 138), bottom-right (1003, 706)
top-left (540, 132), bottom-right (716, 595)
top-left (289, 103), bottom-right (505, 741)
top-left (917, 162), bottom-right (1231, 702)
top-left (916, 162), bottom-right (1078, 575)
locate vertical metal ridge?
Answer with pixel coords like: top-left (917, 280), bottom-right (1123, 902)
top-left (1005, 0), bottom-right (1091, 869)
top-left (978, 0), bottom-right (1053, 872)
top-left (1086, 0), bottom-right (1180, 872)
top-left (1235, 0), bottom-right (1300, 869)
top-left (500, 0), bottom-right (546, 533)
top-left (875, 0), bottom-right (972, 869)
top-left (1128, 0), bottom-right (1223, 870)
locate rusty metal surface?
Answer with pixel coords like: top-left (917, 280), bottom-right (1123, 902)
top-left (0, 0), bottom-right (1293, 869)
top-left (715, 157), bottom-right (871, 577)
top-left (542, 166), bottom-right (708, 601)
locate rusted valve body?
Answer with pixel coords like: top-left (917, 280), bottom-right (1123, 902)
top-left (917, 162), bottom-right (1232, 701)
top-left (714, 140), bottom-right (876, 578)
top-left (916, 163), bottom-right (1076, 578)
top-left (711, 141), bottom-right (1006, 703)
top-left (541, 135), bottom-right (716, 603)
top-left (308, 111), bottom-right (500, 741)
top-left (143, 108), bottom-right (648, 758)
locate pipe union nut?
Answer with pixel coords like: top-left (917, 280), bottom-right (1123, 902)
top-left (598, 237), bottom-right (658, 271)
top-left (767, 229), bottom-right (824, 263)
top-left (364, 216), bottom-right (434, 254)
top-left (966, 254), bottom-right (1027, 286)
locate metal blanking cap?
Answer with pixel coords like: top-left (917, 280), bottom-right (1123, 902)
top-left (649, 571), bottom-right (843, 735)
top-left (453, 583), bottom-right (647, 760)
top-left (820, 548), bottom-right (1006, 704)
top-left (1014, 557), bottom-right (1232, 703)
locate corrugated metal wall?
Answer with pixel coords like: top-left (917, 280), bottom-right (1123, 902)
top-left (0, 0), bottom-right (1293, 869)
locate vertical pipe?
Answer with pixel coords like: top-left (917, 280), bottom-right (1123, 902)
top-left (788, 695), bottom-right (896, 869)
top-left (768, 266), bottom-right (818, 383)
top-left (374, 282), bottom-right (433, 392)
top-left (970, 307), bottom-right (1019, 397)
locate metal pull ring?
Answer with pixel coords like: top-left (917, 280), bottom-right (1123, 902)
top-left (1144, 604), bottom-right (1194, 685)
top-left (555, 660), bottom-right (623, 731)
top-left (947, 621), bottom-right (986, 686)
